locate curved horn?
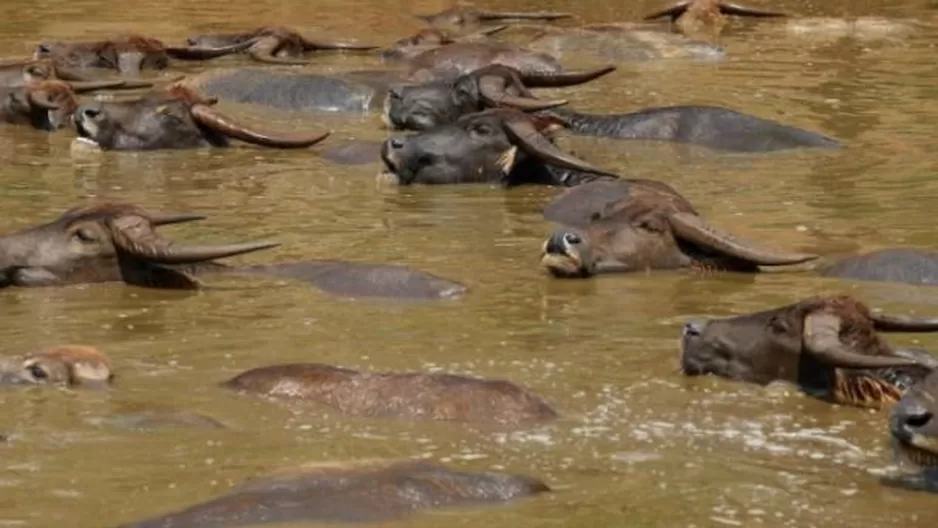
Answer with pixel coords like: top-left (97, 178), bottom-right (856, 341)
top-left (65, 79), bottom-right (127, 93)
top-left (643, 2), bottom-right (692, 21)
top-left (149, 213), bottom-right (206, 226)
top-left (165, 40), bottom-right (255, 60)
top-left (667, 212), bottom-right (818, 266)
top-left (248, 36), bottom-right (309, 65)
top-left (519, 66), bottom-right (617, 88)
top-left (872, 312), bottom-right (938, 332)
top-left (53, 66), bottom-right (99, 82)
top-left (475, 10), bottom-right (573, 21)
top-left (478, 73), bottom-right (568, 111)
top-left (126, 240), bottom-right (281, 264)
top-left (26, 89), bottom-right (61, 110)
top-left (190, 104), bottom-right (331, 149)
top-left (300, 37), bottom-right (378, 51)
top-left (502, 115), bottom-right (618, 177)
top-left (803, 312), bottom-right (925, 369)
top-left (465, 24), bottom-right (510, 39)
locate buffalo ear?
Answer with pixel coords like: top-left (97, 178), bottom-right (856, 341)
top-left (117, 257), bottom-right (202, 290)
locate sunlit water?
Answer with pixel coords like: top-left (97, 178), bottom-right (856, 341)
top-left (1, 0), bottom-right (938, 526)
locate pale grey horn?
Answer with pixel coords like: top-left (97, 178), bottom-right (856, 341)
top-left (668, 212), bottom-right (818, 266)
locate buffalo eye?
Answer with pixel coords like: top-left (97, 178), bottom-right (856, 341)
top-left (73, 227), bottom-right (98, 243)
top-left (637, 218), bottom-right (664, 233)
top-left (769, 316), bottom-right (790, 334)
top-left (563, 233), bottom-right (581, 245)
top-left (28, 363), bottom-right (49, 381)
top-left (469, 123), bottom-right (495, 137)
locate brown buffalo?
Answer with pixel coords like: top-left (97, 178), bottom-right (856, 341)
top-left (73, 85), bottom-right (330, 150)
top-left (381, 25), bottom-right (508, 61)
top-left (223, 363), bottom-right (557, 425)
top-left (681, 295), bottom-right (938, 409)
top-left (406, 41), bottom-right (566, 77)
top-left (644, 0), bottom-right (786, 39)
top-left (0, 203), bottom-right (466, 299)
top-left (1, 81), bottom-right (78, 130)
top-left (379, 108), bottom-right (618, 186)
top-left (0, 345), bottom-right (112, 389)
top-left (891, 369), bottom-right (938, 470)
top-left (418, 6), bottom-right (572, 28)
top-left (184, 26), bottom-right (376, 65)
top-left (117, 459), bottom-right (549, 527)
top-left (540, 179), bottom-right (816, 278)
top-left (34, 34), bottom-right (253, 74)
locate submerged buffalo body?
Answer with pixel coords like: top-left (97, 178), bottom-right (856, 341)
top-left (681, 295), bottom-right (938, 408)
top-left (72, 85), bottom-right (330, 150)
top-left (891, 370), bottom-right (938, 472)
top-left (184, 26), bottom-right (376, 65)
top-left (405, 42), bottom-right (567, 78)
top-left (540, 179), bottom-right (817, 277)
top-left (118, 460), bottom-right (549, 528)
top-left (379, 108), bottom-right (619, 186)
top-left (527, 24), bottom-right (725, 62)
top-left (822, 248), bottom-right (938, 287)
top-left (417, 7), bottom-right (572, 28)
top-left (223, 363), bottom-right (557, 425)
top-left (0, 203), bottom-right (465, 300)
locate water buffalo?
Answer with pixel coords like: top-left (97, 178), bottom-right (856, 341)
top-left (184, 26), bottom-right (376, 65)
top-left (681, 295), bottom-right (938, 409)
top-left (891, 369), bottom-right (938, 470)
top-left (0, 202), bottom-right (466, 299)
top-left (379, 108), bottom-right (618, 186)
top-left (644, 0), bottom-right (786, 39)
top-left (404, 41), bottom-right (569, 77)
top-left (822, 249), bottom-right (938, 287)
top-left (540, 179), bottom-right (817, 277)
top-left (526, 23), bottom-right (725, 62)
top-left (0, 58), bottom-right (154, 92)
top-left (72, 85), bottom-right (330, 150)
top-left (223, 363), bottom-right (557, 425)
top-left (383, 64), bottom-right (615, 130)
top-left (34, 35), bottom-right (254, 74)
top-left (117, 459), bottom-right (549, 528)
top-left (538, 106), bottom-right (841, 152)
top-left (417, 6), bottom-right (572, 28)
top-left (380, 25), bottom-right (509, 62)
top-left (1, 81), bottom-right (78, 130)
top-left (0, 345), bottom-right (112, 389)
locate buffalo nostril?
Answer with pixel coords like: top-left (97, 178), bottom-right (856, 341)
top-left (683, 321), bottom-right (705, 338)
top-left (904, 408), bottom-right (933, 429)
top-left (389, 138), bottom-right (405, 150)
top-left (563, 233), bottom-right (581, 245)
top-left (36, 44), bottom-right (51, 54)
top-left (82, 107), bottom-right (101, 119)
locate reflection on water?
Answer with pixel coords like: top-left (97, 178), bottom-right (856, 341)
top-left (2, 0), bottom-right (938, 526)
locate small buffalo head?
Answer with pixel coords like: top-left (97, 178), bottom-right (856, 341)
top-left (417, 7), bottom-right (572, 28)
top-left (34, 35), bottom-right (254, 74)
top-left (643, 0), bottom-right (785, 39)
top-left (540, 179), bottom-right (817, 277)
top-left (73, 85), bottom-right (330, 150)
top-left (0, 202), bottom-right (277, 290)
top-left (0, 81), bottom-right (78, 130)
top-left (184, 26), bottom-right (376, 65)
top-left (384, 64), bottom-right (615, 131)
top-left (681, 295), bottom-right (938, 408)
top-left (381, 26), bottom-right (508, 62)
top-left (379, 108), bottom-right (617, 185)
top-left (0, 345), bottom-right (112, 389)
top-left (892, 369), bottom-right (938, 469)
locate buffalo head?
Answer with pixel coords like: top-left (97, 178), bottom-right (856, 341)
top-left (1, 81), bottom-right (78, 130)
top-left (681, 295), bottom-right (938, 408)
top-left (0, 202), bottom-right (277, 289)
top-left (384, 64), bottom-right (615, 131)
top-left (0, 58), bottom-right (145, 91)
top-left (73, 85), bottom-right (331, 150)
top-left (540, 179), bottom-right (817, 277)
top-left (185, 26), bottom-right (376, 65)
top-left (643, 1), bottom-right (785, 39)
top-left (0, 345), bottom-right (112, 389)
top-left (892, 369), bottom-right (938, 469)
top-left (417, 7), bottom-right (572, 28)
top-left (34, 35), bottom-right (253, 74)
top-left (379, 108), bottom-right (617, 185)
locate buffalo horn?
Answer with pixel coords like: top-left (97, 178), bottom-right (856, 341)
top-left (300, 37), bottom-right (378, 51)
top-left (803, 312), bottom-right (926, 369)
top-left (475, 10), bottom-right (573, 21)
top-left (520, 66), bottom-right (617, 88)
top-left (502, 114), bottom-right (618, 177)
top-left (668, 212), bottom-right (818, 266)
top-left (112, 221), bottom-right (280, 264)
top-left (165, 40), bottom-right (255, 60)
top-left (478, 72), bottom-right (567, 111)
top-left (190, 104), bottom-right (331, 149)
top-left (871, 312), bottom-right (938, 332)
top-left (149, 213), bottom-right (207, 226)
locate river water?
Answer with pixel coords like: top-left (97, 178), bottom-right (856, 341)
top-left (1, 0), bottom-right (937, 526)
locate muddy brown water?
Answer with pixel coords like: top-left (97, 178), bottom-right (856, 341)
top-left (2, 0), bottom-right (938, 526)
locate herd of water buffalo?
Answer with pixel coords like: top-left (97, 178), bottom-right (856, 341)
top-left (2, 1), bottom-right (938, 525)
